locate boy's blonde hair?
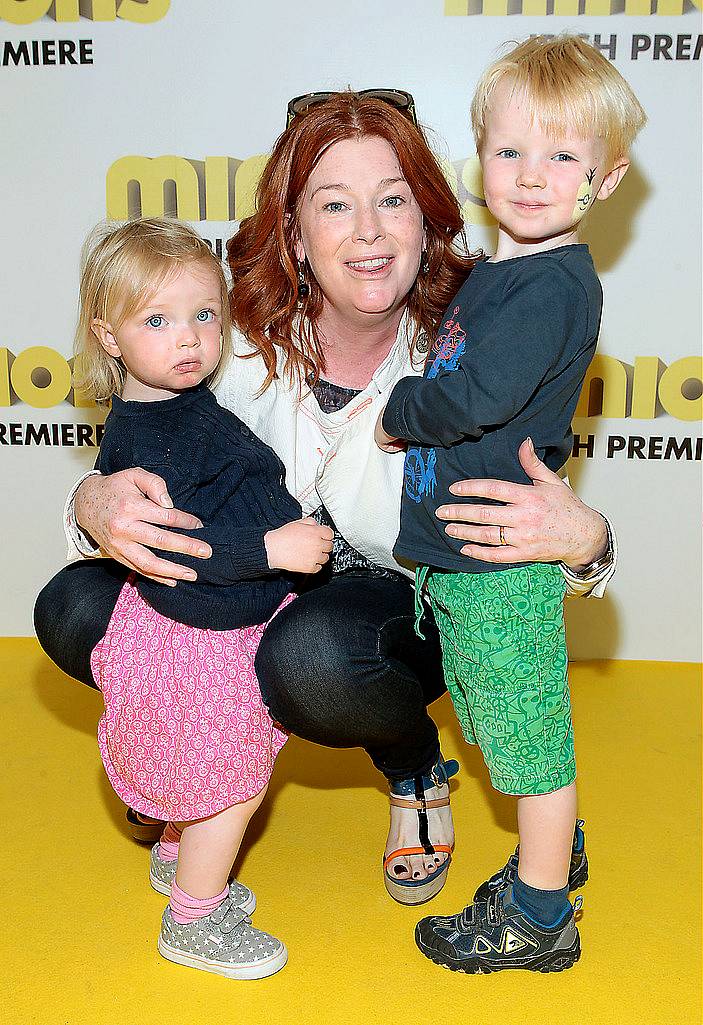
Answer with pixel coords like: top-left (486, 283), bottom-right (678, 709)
top-left (74, 217), bottom-right (232, 403)
top-left (471, 35), bottom-right (646, 164)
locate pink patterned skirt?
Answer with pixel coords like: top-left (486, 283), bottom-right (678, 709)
top-left (90, 578), bottom-right (291, 821)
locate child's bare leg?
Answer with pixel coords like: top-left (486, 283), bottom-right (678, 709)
top-left (175, 786), bottom-right (268, 898)
top-left (516, 782), bottom-right (577, 889)
top-left (159, 785), bottom-right (287, 978)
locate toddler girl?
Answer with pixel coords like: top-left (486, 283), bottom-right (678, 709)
top-left (74, 217), bottom-right (333, 979)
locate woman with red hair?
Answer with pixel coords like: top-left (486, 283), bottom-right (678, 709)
top-left (35, 92), bottom-right (615, 907)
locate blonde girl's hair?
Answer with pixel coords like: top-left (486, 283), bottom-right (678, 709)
top-left (74, 217), bottom-right (232, 403)
top-left (471, 35), bottom-right (646, 165)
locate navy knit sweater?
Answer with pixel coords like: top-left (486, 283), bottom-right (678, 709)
top-left (95, 384), bottom-right (301, 629)
top-left (383, 245), bottom-right (602, 574)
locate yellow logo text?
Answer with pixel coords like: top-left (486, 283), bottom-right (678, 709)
top-left (576, 355), bottom-right (702, 422)
top-left (445, 0), bottom-right (701, 14)
top-left (0, 0), bottom-right (169, 25)
top-left (0, 348), bottom-right (95, 409)
top-left (2, 347), bottom-right (701, 420)
top-left (105, 153), bottom-right (496, 227)
top-left (105, 155), bottom-right (269, 223)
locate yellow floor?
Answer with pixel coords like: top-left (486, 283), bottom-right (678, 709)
top-left (2, 640), bottom-right (700, 1025)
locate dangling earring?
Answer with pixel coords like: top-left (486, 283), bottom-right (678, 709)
top-left (421, 251), bottom-right (430, 274)
top-left (297, 261), bottom-right (310, 299)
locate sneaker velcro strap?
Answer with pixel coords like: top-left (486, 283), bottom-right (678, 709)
top-left (210, 901), bottom-right (250, 933)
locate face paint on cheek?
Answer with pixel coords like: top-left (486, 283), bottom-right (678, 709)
top-left (572, 167), bottom-right (598, 222)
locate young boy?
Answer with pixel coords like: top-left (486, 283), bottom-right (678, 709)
top-left (376, 35), bottom-right (645, 974)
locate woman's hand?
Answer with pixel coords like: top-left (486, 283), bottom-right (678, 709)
top-left (74, 469), bottom-right (211, 586)
top-left (375, 408), bottom-right (406, 453)
top-left (436, 438), bottom-right (608, 570)
top-left (264, 517), bottom-right (334, 574)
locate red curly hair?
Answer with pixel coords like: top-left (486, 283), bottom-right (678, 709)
top-left (227, 92), bottom-right (476, 391)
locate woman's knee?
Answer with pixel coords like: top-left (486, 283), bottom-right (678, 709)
top-left (34, 568), bottom-right (77, 658)
top-left (255, 596), bottom-right (342, 719)
top-left (260, 584), bottom-right (380, 680)
top-left (34, 561), bottom-right (126, 687)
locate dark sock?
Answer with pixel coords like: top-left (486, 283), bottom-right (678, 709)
top-left (573, 820), bottom-right (585, 853)
top-left (512, 874), bottom-right (570, 928)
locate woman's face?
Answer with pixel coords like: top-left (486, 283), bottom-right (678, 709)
top-left (295, 136), bottom-right (425, 325)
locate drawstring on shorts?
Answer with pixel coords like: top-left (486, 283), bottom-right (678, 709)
top-left (414, 564), bottom-right (431, 639)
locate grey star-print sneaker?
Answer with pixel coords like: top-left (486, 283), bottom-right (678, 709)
top-left (149, 843), bottom-right (256, 915)
top-left (158, 893), bottom-right (287, 979)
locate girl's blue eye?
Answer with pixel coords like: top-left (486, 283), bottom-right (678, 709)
top-left (498, 149), bottom-right (519, 159)
top-left (196, 309), bottom-right (215, 322)
top-left (146, 315), bottom-right (164, 328)
top-left (324, 201), bottom-right (347, 213)
top-left (381, 196), bottom-right (404, 208)
top-left (554, 153), bottom-right (576, 162)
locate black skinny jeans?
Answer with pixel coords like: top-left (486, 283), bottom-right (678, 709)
top-left (33, 563), bottom-right (446, 781)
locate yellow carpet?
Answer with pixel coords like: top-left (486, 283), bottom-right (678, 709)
top-left (1, 639), bottom-right (700, 1025)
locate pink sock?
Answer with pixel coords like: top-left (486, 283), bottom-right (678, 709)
top-left (158, 822), bottom-right (182, 862)
top-left (169, 881), bottom-right (229, 925)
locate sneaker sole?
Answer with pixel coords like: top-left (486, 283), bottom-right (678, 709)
top-left (157, 936), bottom-right (287, 980)
top-left (415, 926), bottom-right (581, 975)
top-left (149, 871), bottom-right (257, 916)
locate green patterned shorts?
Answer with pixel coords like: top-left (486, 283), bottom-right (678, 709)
top-left (426, 564), bottom-right (575, 796)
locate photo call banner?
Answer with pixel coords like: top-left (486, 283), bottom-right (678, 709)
top-left (2, 0), bottom-right (701, 661)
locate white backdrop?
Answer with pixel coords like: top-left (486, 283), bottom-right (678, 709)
top-left (2, 0), bottom-right (701, 661)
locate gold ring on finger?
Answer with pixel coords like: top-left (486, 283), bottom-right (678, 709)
top-left (499, 525), bottom-right (509, 546)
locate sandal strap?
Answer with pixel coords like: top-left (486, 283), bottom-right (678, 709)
top-left (388, 796), bottom-right (451, 811)
top-left (383, 844), bottom-right (454, 871)
top-left (387, 755), bottom-right (459, 860)
top-left (389, 757), bottom-right (459, 798)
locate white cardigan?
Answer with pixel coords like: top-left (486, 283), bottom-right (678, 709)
top-left (64, 319), bottom-right (615, 596)
top-left (213, 318), bottom-right (425, 577)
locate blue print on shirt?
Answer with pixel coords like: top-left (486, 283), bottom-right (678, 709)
top-left (404, 447), bottom-right (437, 503)
top-left (404, 307), bottom-right (466, 504)
top-left (426, 308), bottom-right (466, 380)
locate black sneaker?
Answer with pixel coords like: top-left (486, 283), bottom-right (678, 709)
top-left (473, 819), bottom-right (589, 903)
top-left (415, 886), bottom-right (582, 974)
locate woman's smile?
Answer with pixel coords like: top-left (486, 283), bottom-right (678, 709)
top-left (345, 255), bottom-right (395, 276)
top-left (296, 136), bottom-right (424, 322)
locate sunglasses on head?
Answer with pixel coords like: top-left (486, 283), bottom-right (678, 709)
top-left (286, 89), bottom-right (417, 128)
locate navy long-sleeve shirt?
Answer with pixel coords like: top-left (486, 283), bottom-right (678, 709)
top-left (95, 384), bottom-right (301, 629)
top-left (382, 245), bottom-right (602, 574)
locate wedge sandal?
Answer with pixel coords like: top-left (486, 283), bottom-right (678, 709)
top-left (383, 756), bottom-right (459, 906)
